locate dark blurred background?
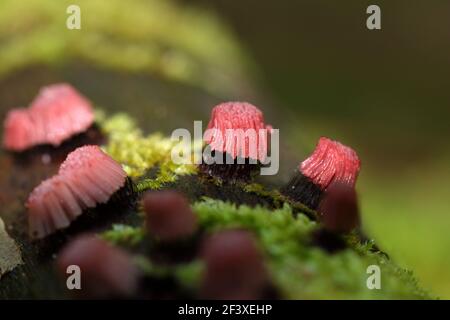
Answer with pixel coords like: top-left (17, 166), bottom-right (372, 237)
top-left (185, 0), bottom-right (450, 297)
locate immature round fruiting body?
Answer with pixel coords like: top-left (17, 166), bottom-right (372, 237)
top-left (143, 190), bottom-right (198, 241)
top-left (319, 182), bottom-right (360, 234)
top-left (200, 229), bottom-right (268, 299)
top-left (57, 234), bottom-right (139, 298)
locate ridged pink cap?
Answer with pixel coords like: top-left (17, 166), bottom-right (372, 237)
top-left (27, 145), bottom-right (126, 239)
top-left (300, 137), bottom-right (361, 190)
top-left (2, 83), bottom-right (94, 151)
top-left (204, 102), bottom-right (272, 161)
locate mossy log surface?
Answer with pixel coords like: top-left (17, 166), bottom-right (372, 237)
top-left (0, 65), bottom-right (431, 300)
top-left (0, 0), bottom-right (432, 299)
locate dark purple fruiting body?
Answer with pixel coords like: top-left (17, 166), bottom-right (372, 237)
top-left (143, 191), bottom-right (198, 242)
top-left (310, 182), bottom-right (361, 253)
top-left (57, 234), bottom-right (139, 298)
top-left (200, 229), bottom-right (268, 300)
top-left (319, 182), bottom-right (360, 233)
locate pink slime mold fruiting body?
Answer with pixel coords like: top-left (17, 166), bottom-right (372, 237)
top-left (27, 145), bottom-right (127, 239)
top-left (205, 102), bottom-right (272, 161)
top-left (283, 137), bottom-right (361, 210)
top-left (201, 102), bottom-right (272, 181)
top-left (3, 83), bottom-right (94, 151)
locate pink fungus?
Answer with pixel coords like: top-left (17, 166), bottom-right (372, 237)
top-left (27, 145), bottom-right (126, 239)
top-left (283, 137), bottom-right (360, 210)
top-left (3, 83), bottom-right (94, 151)
top-left (204, 102), bottom-right (272, 162)
top-left (300, 137), bottom-right (360, 190)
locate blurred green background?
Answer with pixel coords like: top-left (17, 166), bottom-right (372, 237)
top-left (187, 0), bottom-right (450, 298)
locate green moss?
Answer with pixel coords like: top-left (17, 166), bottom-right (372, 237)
top-left (100, 224), bottom-right (145, 247)
top-left (0, 0), bottom-right (251, 96)
top-left (98, 112), bottom-right (197, 188)
top-left (100, 198), bottom-right (430, 299)
top-left (243, 183), bottom-right (281, 200)
top-left (192, 198), bottom-right (431, 299)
